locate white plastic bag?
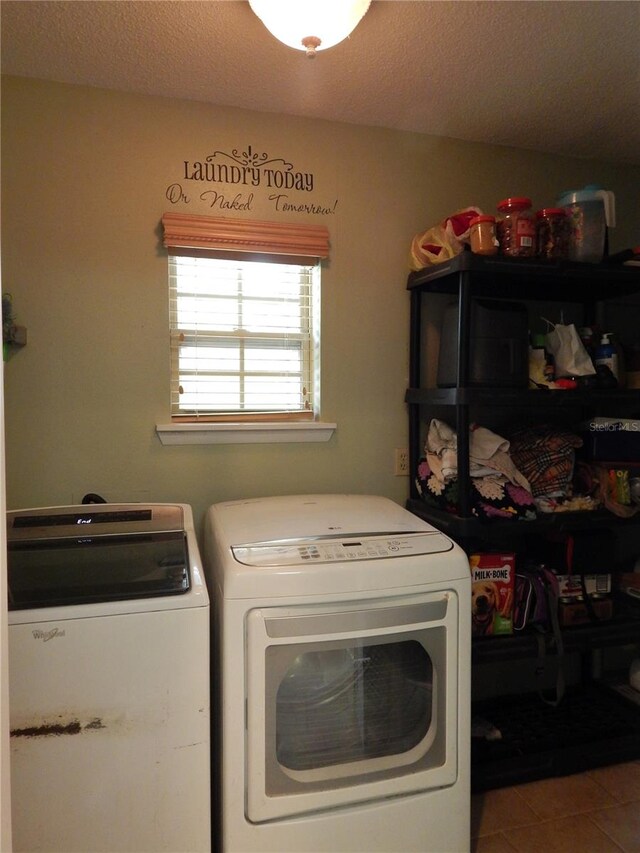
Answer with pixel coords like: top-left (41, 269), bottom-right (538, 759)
top-left (545, 321), bottom-right (595, 377)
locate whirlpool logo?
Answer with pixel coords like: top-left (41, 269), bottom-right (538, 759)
top-left (32, 628), bottom-right (66, 642)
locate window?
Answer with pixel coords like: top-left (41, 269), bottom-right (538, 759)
top-left (162, 214), bottom-right (329, 423)
top-left (169, 253), bottom-right (318, 418)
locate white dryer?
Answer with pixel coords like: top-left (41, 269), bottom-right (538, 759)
top-left (204, 494), bottom-right (471, 853)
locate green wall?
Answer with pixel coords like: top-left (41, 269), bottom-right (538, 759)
top-left (2, 76), bottom-right (639, 536)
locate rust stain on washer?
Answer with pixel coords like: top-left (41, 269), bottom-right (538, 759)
top-left (11, 717), bottom-right (106, 738)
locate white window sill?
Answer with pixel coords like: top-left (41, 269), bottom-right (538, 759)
top-left (156, 421), bottom-right (337, 446)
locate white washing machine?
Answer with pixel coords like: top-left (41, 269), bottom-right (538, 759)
top-left (204, 494), bottom-right (471, 853)
top-left (7, 503), bottom-right (211, 853)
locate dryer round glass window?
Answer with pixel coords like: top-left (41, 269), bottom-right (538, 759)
top-left (276, 641), bottom-right (433, 771)
top-left (247, 592), bottom-right (455, 824)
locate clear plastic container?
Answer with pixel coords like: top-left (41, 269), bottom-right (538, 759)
top-left (496, 197), bottom-right (535, 257)
top-left (469, 215), bottom-right (498, 256)
top-left (557, 186), bottom-right (615, 263)
top-left (536, 207), bottom-right (569, 260)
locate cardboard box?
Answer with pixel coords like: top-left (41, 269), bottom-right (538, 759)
top-left (558, 597), bottom-right (613, 626)
top-left (603, 465), bottom-right (640, 506)
top-left (469, 553), bottom-right (515, 637)
top-left (554, 574), bottom-right (612, 598)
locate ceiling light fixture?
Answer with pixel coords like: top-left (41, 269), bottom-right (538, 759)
top-left (248, 0), bottom-right (371, 58)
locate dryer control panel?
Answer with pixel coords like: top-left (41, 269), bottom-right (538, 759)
top-left (232, 532), bottom-right (453, 567)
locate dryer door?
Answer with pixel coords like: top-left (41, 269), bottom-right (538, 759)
top-left (245, 588), bottom-right (464, 822)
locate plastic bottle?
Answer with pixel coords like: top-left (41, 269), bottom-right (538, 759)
top-left (578, 326), bottom-right (595, 359)
top-left (615, 336), bottom-right (626, 387)
top-left (469, 215), bottom-right (498, 256)
top-left (594, 332), bottom-right (619, 382)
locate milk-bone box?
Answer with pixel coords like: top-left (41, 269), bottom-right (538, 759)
top-left (469, 553), bottom-right (515, 637)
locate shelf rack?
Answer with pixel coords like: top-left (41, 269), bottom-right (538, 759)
top-left (406, 252), bottom-right (640, 523)
top-left (405, 252), bottom-right (640, 790)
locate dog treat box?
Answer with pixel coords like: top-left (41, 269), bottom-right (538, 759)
top-left (470, 553), bottom-right (515, 636)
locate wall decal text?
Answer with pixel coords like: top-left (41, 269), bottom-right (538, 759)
top-left (165, 145), bottom-right (337, 217)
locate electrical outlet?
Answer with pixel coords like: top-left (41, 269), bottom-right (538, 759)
top-left (394, 448), bottom-right (409, 476)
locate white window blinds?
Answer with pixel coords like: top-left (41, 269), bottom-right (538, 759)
top-left (169, 253), bottom-right (319, 418)
top-left (163, 214), bottom-right (329, 422)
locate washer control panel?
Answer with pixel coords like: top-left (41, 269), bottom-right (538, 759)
top-left (232, 532), bottom-right (452, 567)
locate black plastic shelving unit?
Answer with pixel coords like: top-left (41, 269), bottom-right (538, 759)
top-left (404, 252), bottom-right (640, 790)
top-left (472, 606), bottom-right (640, 666)
top-left (406, 252), bottom-right (640, 520)
top-left (471, 682), bottom-right (640, 792)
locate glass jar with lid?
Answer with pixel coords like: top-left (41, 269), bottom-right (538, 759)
top-left (496, 197), bottom-right (535, 257)
top-left (536, 207), bottom-right (569, 259)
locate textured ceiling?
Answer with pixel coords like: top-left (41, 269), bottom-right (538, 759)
top-left (1, 0), bottom-right (639, 165)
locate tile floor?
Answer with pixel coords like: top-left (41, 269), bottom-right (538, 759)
top-left (471, 760), bottom-right (640, 852)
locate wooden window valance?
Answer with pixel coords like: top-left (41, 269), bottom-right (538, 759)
top-left (162, 212), bottom-right (330, 258)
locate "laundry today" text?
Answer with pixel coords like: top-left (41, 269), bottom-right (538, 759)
top-left (183, 160), bottom-right (313, 192)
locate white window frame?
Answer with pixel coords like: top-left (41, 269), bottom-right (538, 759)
top-left (156, 213), bottom-right (336, 446)
top-left (169, 252), bottom-right (318, 420)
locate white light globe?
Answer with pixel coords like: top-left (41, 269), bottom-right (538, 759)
top-left (249, 0), bottom-right (371, 56)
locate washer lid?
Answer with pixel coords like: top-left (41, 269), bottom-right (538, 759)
top-left (7, 504), bottom-right (191, 610)
top-left (8, 531), bottom-right (190, 610)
